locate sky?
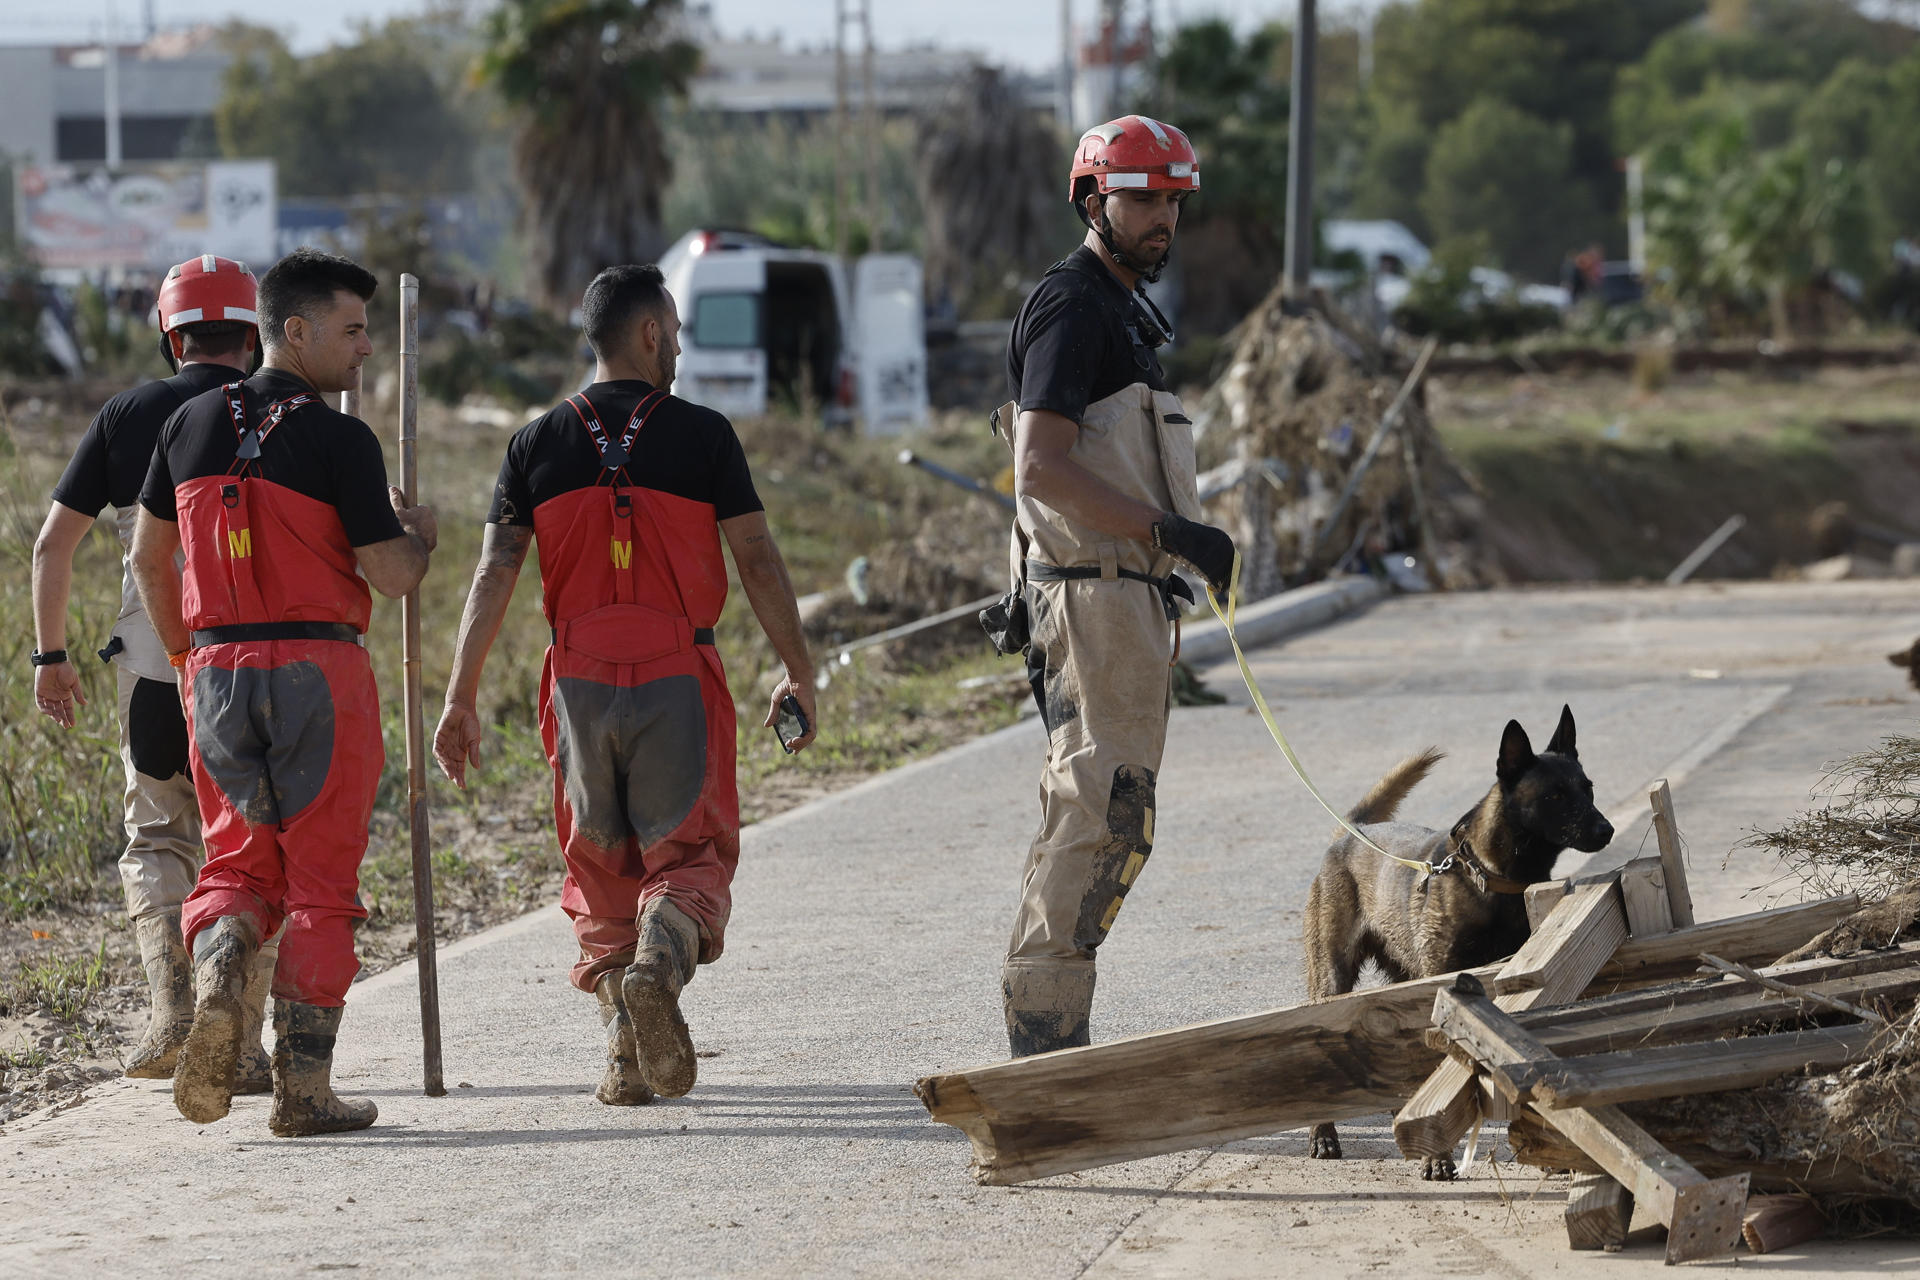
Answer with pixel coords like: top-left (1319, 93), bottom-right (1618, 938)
top-left (3, 0), bottom-right (1390, 70)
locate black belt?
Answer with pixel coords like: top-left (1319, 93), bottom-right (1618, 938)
top-left (1025, 560), bottom-right (1195, 620)
top-left (191, 621), bottom-right (363, 648)
top-left (550, 627), bottom-right (716, 646)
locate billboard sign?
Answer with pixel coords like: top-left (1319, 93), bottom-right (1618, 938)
top-left (15, 160), bottom-right (277, 271)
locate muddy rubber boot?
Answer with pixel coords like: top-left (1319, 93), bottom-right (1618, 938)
top-left (620, 898), bottom-right (700, 1098)
top-left (592, 972), bottom-right (654, 1106)
top-left (269, 1000), bottom-right (378, 1137)
top-left (172, 915), bottom-right (259, 1123)
top-left (233, 938), bottom-right (278, 1095)
top-left (124, 910), bottom-right (195, 1079)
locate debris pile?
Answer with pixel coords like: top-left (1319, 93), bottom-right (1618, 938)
top-left (1192, 288), bottom-right (1503, 596)
top-left (918, 774), bottom-right (1920, 1263)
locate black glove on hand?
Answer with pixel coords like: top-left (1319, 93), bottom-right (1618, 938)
top-left (1152, 512), bottom-right (1236, 595)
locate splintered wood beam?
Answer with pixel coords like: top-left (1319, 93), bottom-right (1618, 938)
top-left (916, 965), bottom-right (1479, 1186)
top-left (1742, 1194), bottom-right (1827, 1254)
top-left (1565, 1173), bottom-right (1633, 1251)
top-left (1648, 779), bottom-right (1697, 927)
top-left (1428, 976), bottom-right (1563, 1104)
top-left (1534, 1103), bottom-right (1748, 1264)
top-left (1495, 880), bottom-right (1629, 997)
top-left (1524, 1024), bottom-right (1877, 1109)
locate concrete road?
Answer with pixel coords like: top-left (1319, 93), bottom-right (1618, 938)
top-left (4, 580), bottom-right (1917, 1278)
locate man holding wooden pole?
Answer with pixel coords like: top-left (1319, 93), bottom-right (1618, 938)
top-left (130, 248), bottom-right (437, 1136)
top-left (433, 264), bottom-right (815, 1106)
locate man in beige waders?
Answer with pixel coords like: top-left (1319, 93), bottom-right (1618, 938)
top-left (994, 116), bottom-right (1237, 1057)
top-left (31, 255), bottom-right (277, 1088)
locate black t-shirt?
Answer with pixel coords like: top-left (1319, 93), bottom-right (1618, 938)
top-left (1007, 246), bottom-right (1168, 423)
top-left (52, 362), bottom-right (242, 516)
top-left (139, 367), bottom-right (405, 548)
top-left (488, 380), bottom-right (763, 526)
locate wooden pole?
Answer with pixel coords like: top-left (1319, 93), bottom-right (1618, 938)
top-left (1647, 780), bottom-right (1696, 927)
top-left (398, 273), bottom-right (445, 1097)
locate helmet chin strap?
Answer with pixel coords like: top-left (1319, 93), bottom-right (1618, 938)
top-left (1087, 198), bottom-right (1172, 285)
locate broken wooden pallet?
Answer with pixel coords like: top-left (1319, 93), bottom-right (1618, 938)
top-left (914, 891), bottom-right (1858, 1186)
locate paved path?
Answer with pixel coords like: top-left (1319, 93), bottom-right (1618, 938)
top-left (4, 580), bottom-right (1917, 1277)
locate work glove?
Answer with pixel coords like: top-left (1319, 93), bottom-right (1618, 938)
top-left (1152, 512), bottom-right (1236, 595)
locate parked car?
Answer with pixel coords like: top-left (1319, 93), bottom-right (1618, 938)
top-left (656, 229), bottom-right (929, 434)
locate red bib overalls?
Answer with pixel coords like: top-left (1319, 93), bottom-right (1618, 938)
top-left (176, 383), bottom-right (385, 1007)
top-left (533, 391), bottom-right (740, 992)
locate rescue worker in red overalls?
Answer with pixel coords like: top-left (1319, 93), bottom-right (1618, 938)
top-left (131, 248), bottom-right (437, 1135)
top-left (32, 255), bottom-right (282, 1088)
top-left (433, 264), bottom-right (816, 1105)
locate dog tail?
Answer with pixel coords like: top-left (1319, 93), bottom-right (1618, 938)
top-left (1345, 748), bottom-right (1445, 828)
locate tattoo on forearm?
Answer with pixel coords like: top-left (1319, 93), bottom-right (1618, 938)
top-left (482, 525), bottom-right (532, 571)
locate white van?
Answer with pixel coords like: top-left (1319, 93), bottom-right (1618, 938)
top-left (656, 229), bottom-right (929, 435)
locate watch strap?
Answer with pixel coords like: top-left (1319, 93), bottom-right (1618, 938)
top-left (30, 648), bottom-right (69, 667)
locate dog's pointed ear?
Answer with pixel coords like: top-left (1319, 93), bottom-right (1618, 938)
top-left (1895, 651), bottom-right (1912, 668)
top-left (1498, 719), bottom-right (1535, 783)
top-left (1545, 704), bottom-right (1577, 758)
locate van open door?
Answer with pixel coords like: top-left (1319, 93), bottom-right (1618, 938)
top-left (852, 253), bottom-right (928, 436)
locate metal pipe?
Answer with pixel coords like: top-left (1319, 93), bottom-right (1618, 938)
top-left (1666, 515), bottom-right (1745, 586)
top-left (1283, 0), bottom-right (1317, 295)
top-left (899, 448), bottom-right (1016, 511)
top-left (397, 272), bottom-right (445, 1097)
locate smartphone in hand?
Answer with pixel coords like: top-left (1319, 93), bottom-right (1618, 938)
top-left (774, 694), bottom-right (810, 754)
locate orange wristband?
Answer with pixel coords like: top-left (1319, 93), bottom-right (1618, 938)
top-left (167, 649), bottom-right (189, 669)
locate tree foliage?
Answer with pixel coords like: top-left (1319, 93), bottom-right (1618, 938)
top-left (213, 20), bottom-right (476, 199)
top-left (475, 0), bottom-right (700, 313)
top-left (1421, 98), bottom-right (1593, 281)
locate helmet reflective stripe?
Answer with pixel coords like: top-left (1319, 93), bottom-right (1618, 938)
top-left (1104, 172), bottom-right (1150, 189)
top-left (1139, 116), bottom-right (1172, 148)
top-left (224, 307), bottom-right (258, 323)
top-left (1084, 121), bottom-right (1127, 145)
top-left (202, 254), bottom-right (217, 274)
top-left (166, 308), bottom-right (206, 326)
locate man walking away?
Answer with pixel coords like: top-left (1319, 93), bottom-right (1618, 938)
top-left (32, 255), bottom-right (279, 1089)
top-left (131, 248), bottom-right (436, 1135)
top-left (996, 116), bottom-right (1237, 1057)
top-left (433, 264), bottom-right (816, 1106)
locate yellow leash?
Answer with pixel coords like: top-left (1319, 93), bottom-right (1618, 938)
top-left (1204, 552), bottom-right (1436, 877)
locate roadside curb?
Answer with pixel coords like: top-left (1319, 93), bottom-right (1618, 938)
top-left (1177, 574), bottom-right (1389, 669)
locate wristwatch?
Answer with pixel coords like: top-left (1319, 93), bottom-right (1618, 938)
top-left (30, 648), bottom-right (68, 667)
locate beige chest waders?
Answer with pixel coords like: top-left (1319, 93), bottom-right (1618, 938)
top-left (998, 384), bottom-right (1202, 1056)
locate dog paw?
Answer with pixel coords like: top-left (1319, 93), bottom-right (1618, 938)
top-left (1307, 1125), bottom-right (1342, 1160)
top-left (1421, 1155), bottom-right (1458, 1182)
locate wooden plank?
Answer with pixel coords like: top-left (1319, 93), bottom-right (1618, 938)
top-left (1526, 879), bottom-right (1570, 930)
top-left (1398, 883), bottom-right (1632, 1160)
top-left (1648, 779), bottom-right (1697, 927)
top-left (1743, 1194), bottom-right (1826, 1254)
top-left (1565, 1173), bottom-right (1633, 1251)
top-left (1528, 1024), bottom-right (1876, 1109)
top-left (1532, 1103), bottom-right (1749, 1264)
top-left (1618, 860), bottom-right (1674, 937)
top-left (1535, 965), bottom-right (1920, 1057)
top-left (1590, 894), bottom-right (1857, 985)
top-left (1516, 940), bottom-right (1920, 1032)
top-left (916, 894), bottom-right (1862, 1185)
top-left (1494, 881), bottom-right (1629, 996)
top-left (1428, 976), bottom-right (1564, 1104)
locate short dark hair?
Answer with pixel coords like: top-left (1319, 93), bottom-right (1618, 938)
top-left (178, 319), bottom-right (251, 360)
top-left (581, 264), bottom-right (670, 359)
top-left (258, 248), bottom-right (378, 348)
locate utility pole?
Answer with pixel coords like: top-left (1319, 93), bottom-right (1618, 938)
top-left (1284, 0), bottom-right (1317, 297)
top-left (1105, 0), bottom-right (1124, 119)
top-left (103, 2), bottom-right (123, 168)
top-left (833, 0), bottom-right (849, 257)
top-left (861, 2), bottom-right (879, 252)
top-left (1058, 0), bottom-right (1076, 131)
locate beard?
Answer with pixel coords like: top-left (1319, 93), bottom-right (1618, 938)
top-left (1104, 218), bottom-right (1174, 284)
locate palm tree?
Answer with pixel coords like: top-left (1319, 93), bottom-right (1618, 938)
top-left (477, 0), bottom-right (700, 313)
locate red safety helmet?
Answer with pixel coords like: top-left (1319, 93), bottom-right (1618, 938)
top-left (1068, 115), bottom-right (1201, 206)
top-left (156, 254), bottom-right (260, 372)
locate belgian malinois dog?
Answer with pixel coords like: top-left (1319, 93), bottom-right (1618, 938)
top-left (1301, 705), bottom-right (1614, 1178)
